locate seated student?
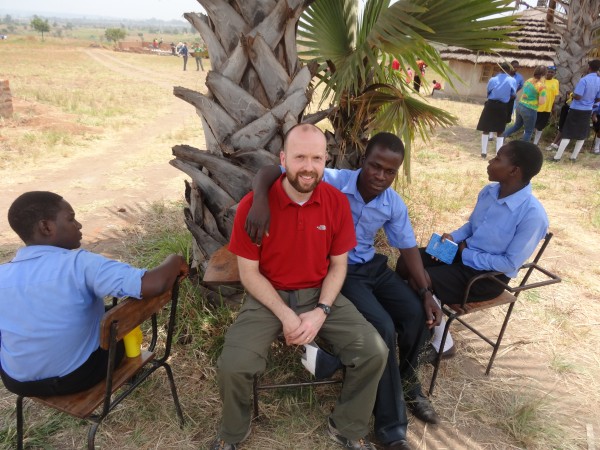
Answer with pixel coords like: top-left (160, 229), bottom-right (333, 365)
top-left (396, 141), bottom-right (548, 359)
top-left (431, 80), bottom-right (442, 97)
top-left (246, 132), bottom-right (443, 450)
top-left (0, 191), bottom-right (189, 397)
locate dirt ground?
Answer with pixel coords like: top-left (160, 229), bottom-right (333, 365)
top-left (1, 48), bottom-right (600, 449)
top-left (0, 48), bottom-right (200, 258)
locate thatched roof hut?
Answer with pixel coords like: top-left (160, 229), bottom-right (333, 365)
top-left (440, 8), bottom-right (561, 99)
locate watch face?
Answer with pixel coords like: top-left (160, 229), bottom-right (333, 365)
top-left (317, 304), bottom-right (331, 315)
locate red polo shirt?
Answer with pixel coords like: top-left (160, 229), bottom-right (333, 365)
top-left (229, 174), bottom-right (356, 290)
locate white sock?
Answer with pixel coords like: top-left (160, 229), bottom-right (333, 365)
top-left (496, 136), bottom-right (505, 152)
top-left (481, 134), bottom-right (489, 155)
top-left (594, 137), bottom-right (600, 152)
top-left (571, 140), bottom-right (585, 160)
top-left (488, 132), bottom-right (495, 140)
top-left (554, 139), bottom-right (570, 160)
top-left (533, 129), bottom-right (543, 145)
top-left (430, 295), bottom-right (454, 353)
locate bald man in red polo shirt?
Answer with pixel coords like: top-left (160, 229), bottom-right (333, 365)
top-left (211, 124), bottom-right (388, 450)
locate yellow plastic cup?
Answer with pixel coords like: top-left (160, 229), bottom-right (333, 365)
top-left (123, 326), bottom-right (143, 357)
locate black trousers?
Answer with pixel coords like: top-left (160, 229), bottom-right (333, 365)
top-left (419, 248), bottom-right (509, 304)
top-left (1, 342), bottom-right (125, 397)
top-left (342, 254), bottom-right (429, 444)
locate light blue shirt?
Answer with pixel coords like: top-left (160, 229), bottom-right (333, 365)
top-left (451, 183), bottom-right (548, 278)
top-left (0, 246), bottom-right (146, 381)
top-left (487, 73), bottom-right (517, 103)
top-left (323, 168), bottom-right (417, 265)
top-left (570, 72), bottom-right (600, 110)
top-left (514, 72), bottom-right (524, 91)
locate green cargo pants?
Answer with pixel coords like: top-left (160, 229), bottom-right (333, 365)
top-left (216, 288), bottom-right (388, 443)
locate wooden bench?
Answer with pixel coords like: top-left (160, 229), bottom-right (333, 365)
top-left (428, 233), bottom-right (561, 395)
top-left (203, 245), bottom-right (343, 418)
top-left (13, 282), bottom-right (184, 450)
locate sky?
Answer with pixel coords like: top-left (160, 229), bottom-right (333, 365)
top-left (1, 0), bottom-right (206, 22)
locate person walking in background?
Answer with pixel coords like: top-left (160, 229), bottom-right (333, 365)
top-left (193, 43), bottom-right (204, 72)
top-left (179, 42), bottom-right (188, 71)
top-left (414, 60), bottom-right (426, 93)
top-left (507, 60), bottom-right (525, 123)
top-left (476, 63), bottom-right (516, 158)
top-left (392, 58), bottom-right (400, 71)
top-left (170, 42), bottom-right (176, 56)
top-left (546, 90), bottom-right (573, 151)
top-left (533, 66), bottom-right (560, 145)
top-left (550, 59), bottom-right (600, 162)
top-left (502, 65), bottom-right (547, 143)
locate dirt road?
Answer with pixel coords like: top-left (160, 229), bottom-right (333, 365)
top-left (0, 49), bottom-right (201, 254)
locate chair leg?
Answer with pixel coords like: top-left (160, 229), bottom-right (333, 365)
top-left (161, 363), bottom-right (185, 427)
top-left (429, 315), bottom-right (456, 396)
top-left (87, 421), bottom-right (100, 450)
top-left (253, 375), bottom-right (259, 418)
top-left (485, 302), bottom-right (516, 375)
top-left (16, 396), bottom-right (24, 450)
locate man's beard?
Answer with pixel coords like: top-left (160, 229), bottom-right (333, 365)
top-left (287, 170), bottom-right (322, 193)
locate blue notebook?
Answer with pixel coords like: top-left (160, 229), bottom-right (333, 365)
top-left (425, 233), bottom-right (458, 264)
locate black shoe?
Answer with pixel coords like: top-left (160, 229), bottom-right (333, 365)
top-left (546, 157), bottom-right (560, 162)
top-left (420, 343), bottom-right (456, 366)
top-left (481, 153), bottom-right (487, 159)
top-left (382, 439), bottom-right (412, 450)
top-left (406, 393), bottom-right (441, 425)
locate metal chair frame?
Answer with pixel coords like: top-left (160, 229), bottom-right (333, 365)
top-left (429, 232), bottom-right (561, 395)
top-left (14, 282), bottom-right (184, 450)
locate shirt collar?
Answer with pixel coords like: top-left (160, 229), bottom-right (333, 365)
top-left (492, 182), bottom-right (532, 211)
top-left (274, 173), bottom-right (323, 208)
top-left (339, 168), bottom-right (391, 206)
top-left (11, 245), bottom-right (70, 262)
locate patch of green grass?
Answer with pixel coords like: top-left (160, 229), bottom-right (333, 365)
top-left (549, 353), bottom-right (575, 374)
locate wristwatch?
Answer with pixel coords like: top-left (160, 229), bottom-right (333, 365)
top-left (315, 303), bottom-right (331, 315)
top-left (417, 286), bottom-right (434, 299)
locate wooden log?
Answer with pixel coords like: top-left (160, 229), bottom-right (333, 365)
top-left (206, 71), bottom-right (267, 126)
top-left (247, 34), bottom-right (290, 106)
top-left (172, 145), bottom-right (253, 202)
top-left (183, 211), bottom-right (224, 259)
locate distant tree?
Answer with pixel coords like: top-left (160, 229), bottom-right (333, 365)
top-left (104, 27), bottom-right (127, 44)
top-left (3, 14), bottom-right (12, 24)
top-left (30, 16), bottom-right (50, 41)
top-left (65, 22), bottom-right (73, 30)
top-left (138, 32), bottom-right (144, 43)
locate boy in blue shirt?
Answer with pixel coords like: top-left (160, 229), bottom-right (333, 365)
top-left (397, 141), bottom-right (548, 359)
top-left (0, 191), bottom-right (188, 397)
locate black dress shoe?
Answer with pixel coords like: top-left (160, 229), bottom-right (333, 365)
top-left (420, 343), bottom-right (456, 366)
top-left (406, 393), bottom-right (440, 425)
top-left (382, 439), bottom-right (412, 450)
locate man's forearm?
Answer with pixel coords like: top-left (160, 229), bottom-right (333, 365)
top-left (317, 256), bottom-right (347, 307)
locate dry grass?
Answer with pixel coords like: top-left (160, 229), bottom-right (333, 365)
top-left (1, 40), bottom-right (600, 449)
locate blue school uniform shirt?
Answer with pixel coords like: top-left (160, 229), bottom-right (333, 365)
top-left (0, 246), bottom-right (146, 381)
top-left (570, 72), bottom-right (600, 111)
top-left (323, 168), bottom-right (417, 265)
top-left (450, 183), bottom-right (548, 278)
top-left (487, 73), bottom-right (517, 103)
top-left (514, 72), bottom-right (524, 91)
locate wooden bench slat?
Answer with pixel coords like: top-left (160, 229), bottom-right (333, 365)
top-left (32, 351), bottom-right (154, 419)
top-left (447, 291), bottom-right (516, 315)
top-left (203, 245), bottom-right (240, 286)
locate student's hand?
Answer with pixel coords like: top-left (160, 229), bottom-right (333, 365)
top-left (286, 309), bottom-right (326, 346)
top-left (423, 292), bottom-right (442, 328)
top-left (245, 198), bottom-right (270, 245)
top-left (440, 233), bottom-right (454, 243)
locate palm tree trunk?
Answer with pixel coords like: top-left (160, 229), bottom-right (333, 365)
top-left (172, 0), bottom-right (315, 277)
